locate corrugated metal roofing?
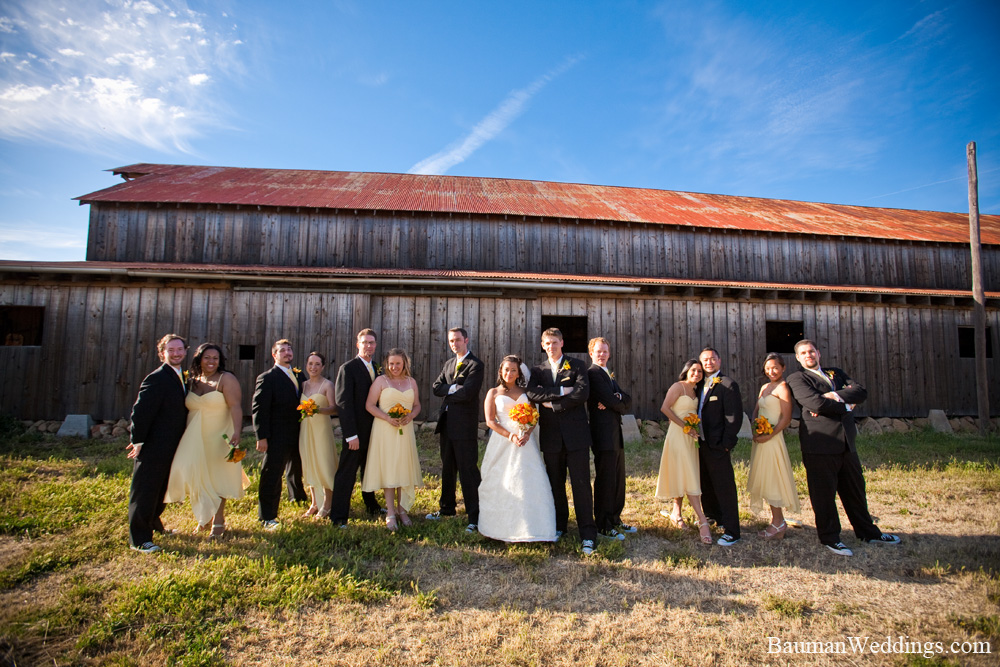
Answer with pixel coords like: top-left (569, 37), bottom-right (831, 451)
top-left (3, 260), bottom-right (994, 299)
top-left (75, 163), bottom-right (1000, 245)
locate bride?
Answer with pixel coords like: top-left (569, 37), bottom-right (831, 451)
top-left (478, 355), bottom-right (556, 542)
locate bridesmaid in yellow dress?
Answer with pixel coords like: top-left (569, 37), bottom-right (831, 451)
top-left (747, 353), bottom-right (800, 540)
top-left (299, 351), bottom-right (339, 519)
top-left (655, 359), bottom-right (713, 545)
top-left (165, 343), bottom-right (250, 538)
top-left (362, 348), bottom-right (423, 531)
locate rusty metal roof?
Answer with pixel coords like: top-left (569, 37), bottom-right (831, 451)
top-left (3, 260), bottom-right (995, 300)
top-left (74, 163), bottom-right (1000, 244)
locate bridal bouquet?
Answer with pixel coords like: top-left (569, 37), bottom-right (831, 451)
top-left (297, 397), bottom-right (318, 422)
top-left (508, 402), bottom-right (540, 437)
top-left (223, 433), bottom-right (247, 463)
top-left (386, 403), bottom-right (411, 435)
top-left (754, 415), bottom-right (774, 436)
top-left (682, 413), bottom-right (701, 442)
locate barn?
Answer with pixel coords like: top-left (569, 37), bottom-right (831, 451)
top-left (1, 163), bottom-right (998, 422)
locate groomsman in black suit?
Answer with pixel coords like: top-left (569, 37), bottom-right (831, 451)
top-left (429, 327), bottom-right (485, 532)
top-left (253, 339), bottom-right (308, 529)
top-left (786, 339), bottom-right (901, 556)
top-left (587, 337), bottom-right (635, 541)
top-left (127, 333), bottom-right (189, 553)
top-left (527, 327), bottom-right (598, 554)
top-left (330, 328), bottom-right (384, 526)
top-left (696, 346), bottom-right (743, 546)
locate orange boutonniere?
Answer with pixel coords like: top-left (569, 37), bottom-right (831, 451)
top-left (292, 367), bottom-right (302, 375)
top-left (609, 371), bottom-right (615, 379)
top-left (182, 370), bottom-right (190, 382)
top-left (561, 361), bottom-right (571, 372)
top-left (711, 377), bottom-right (721, 387)
top-left (825, 370), bottom-right (835, 380)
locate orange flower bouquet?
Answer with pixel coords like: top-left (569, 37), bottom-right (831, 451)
top-left (508, 402), bottom-right (540, 437)
top-left (223, 433), bottom-right (246, 463)
top-left (297, 397), bottom-right (318, 422)
top-left (754, 415), bottom-right (774, 436)
top-left (682, 413), bottom-right (701, 444)
top-left (386, 403), bottom-right (411, 435)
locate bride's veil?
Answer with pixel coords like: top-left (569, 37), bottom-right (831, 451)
top-left (519, 362), bottom-right (531, 386)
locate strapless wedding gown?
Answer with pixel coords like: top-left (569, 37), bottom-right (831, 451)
top-left (361, 387), bottom-right (423, 511)
top-left (747, 393), bottom-right (800, 513)
top-left (477, 394), bottom-right (556, 542)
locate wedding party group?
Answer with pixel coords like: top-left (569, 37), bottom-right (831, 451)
top-left (126, 327), bottom-right (900, 559)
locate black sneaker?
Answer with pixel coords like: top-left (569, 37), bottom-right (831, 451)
top-left (598, 528), bottom-right (625, 541)
top-left (465, 524), bottom-right (478, 534)
top-left (130, 542), bottom-right (161, 554)
top-left (617, 523), bottom-right (638, 534)
top-left (866, 533), bottom-right (901, 545)
top-left (716, 534), bottom-right (741, 546)
top-left (825, 542), bottom-right (853, 556)
top-left (581, 539), bottom-right (596, 555)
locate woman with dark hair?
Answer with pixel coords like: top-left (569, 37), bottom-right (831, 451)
top-left (165, 343), bottom-right (249, 538)
top-left (362, 348), bottom-right (423, 530)
top-left (477, 355), bottom-right (556, 542)
top-left (747, 353), bottom-right (799, 540)
top-left (299, 351), bottom-right (338, 518)
top-left (654, 359), bottom-right (712, 544)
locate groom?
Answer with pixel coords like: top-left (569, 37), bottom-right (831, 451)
top-left (697, 346), bottom-right (743, 546)
top-left (786, 339), bottom-right (900, 556)
top-left (127, 333), bottom-right (189, 554)
top-left (253, 338), bottom-right (308, 530)
top-left (527, 327), bottom-right (598, 555)
top-left (429, 327), bottom-right (485, 532)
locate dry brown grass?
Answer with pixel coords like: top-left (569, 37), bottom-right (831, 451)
top-left (1, 429), bottom-right (998, 666)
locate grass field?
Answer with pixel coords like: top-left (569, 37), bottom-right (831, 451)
top-left (0, 417), bottom-right (998, 666)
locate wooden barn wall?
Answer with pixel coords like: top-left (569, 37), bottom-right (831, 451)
top-left (0, 283), bottom-right (371, 421)
top-left (86, 204), bottom-right (1000, 292)
top-left (2, 283), bottom-right (998, 421)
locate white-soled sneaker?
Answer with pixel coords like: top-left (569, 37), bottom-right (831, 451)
top-left (866, 533), bottom-right (901, 545)
top-left (581, 539), bottom-right (596, 556)
top-left (465, 524), bottom-right (478, 534)
top-left (130, 542), bottom-right (161, 554)
top-left (716, 534), bottom-right (741, 546)
top-left (261, 519), bottom-right (280, 531)
top-left (617, 523), bottom-right (638, 534)
top-left (825, 542), bottom-right (854, 556)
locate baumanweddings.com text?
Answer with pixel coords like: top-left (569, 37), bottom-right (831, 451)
top-left (768, 636), bottom-right (992, 658)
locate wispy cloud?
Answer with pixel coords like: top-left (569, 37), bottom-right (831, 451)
top-left (0, 0), bottom-right (244, 153)
top-left (409, 56), bottom-right (582, 175)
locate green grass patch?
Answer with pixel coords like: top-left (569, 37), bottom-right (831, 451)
top-left (762, 594), bottom-right (810, 618)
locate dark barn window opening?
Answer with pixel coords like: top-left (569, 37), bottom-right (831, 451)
top-left (765, 320), bottom-right (805, 354)
top-left (238, 344), bottom-right (257, 361)
top-left (540, 315), bottom-right (589, 354)
top-left (958, 326), bottom-right (993, 359)
top-left (1, 306), bottom-right (44, 346)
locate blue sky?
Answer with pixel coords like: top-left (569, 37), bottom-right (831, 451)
top-left (1, 0), bottom-right (998, 261)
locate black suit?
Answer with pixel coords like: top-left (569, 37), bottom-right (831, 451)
top-left (696, 372), bottom-right (742, 539)
top-left (526, 357), bottom-right (597, 541)
top-left (252, 365), bottom-right (308, 520)
top-left (786, 366), bottom-right (882, 545)
top-left (432, 353), bottom-right (485, 523)
top-left (330, 357), bottom-right (381, 523)
top-left (587, 365), bottom-right (632, 532)
top-left (128, 363), bottom-right (188, 547)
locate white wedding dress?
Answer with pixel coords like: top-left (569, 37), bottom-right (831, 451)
top-left (477, 393), bottom-right (557, 542)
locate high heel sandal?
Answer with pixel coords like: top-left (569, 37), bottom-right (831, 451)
top-left (194, 523), bottom-right (211, 534)
top-left (209, 523), bottom-right (226, 539)
top-left (397, 509), bottom-right (412, 527)
top-left (386, 512), bottom-right (398, 532)
top-left (698, 521), bottom-right (713, 545)
top-left (759, 521), bottom-right (787, 540)
top-left (317, 507), bottom-right (331, 519)
top-left (303, 505), bottom-right (319, 517)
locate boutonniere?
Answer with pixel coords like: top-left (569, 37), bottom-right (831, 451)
top-left (182, 370), bottom-right (190, 382)
top-left (825, 370), bottom-right (835, 380)
top-left (561, 361), bottom-right (571, 372)
top-left (609, 371), bottom-right (615, 379)
top-left (373, 363), bottom-right (382, 376)
top-left (710, 377), bottom-right (721, 387)
top-left (455, 361), bottom-right (464, 373)
top-left (292, 367), bottom-right (302, 375)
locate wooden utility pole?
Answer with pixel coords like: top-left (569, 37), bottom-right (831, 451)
top-left (967, 141), bottom-right (989, 436)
